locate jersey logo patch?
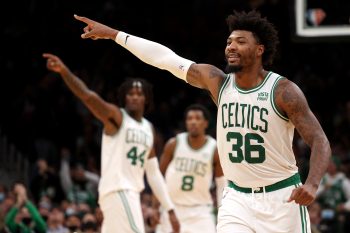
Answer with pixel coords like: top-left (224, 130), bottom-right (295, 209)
top-left (257, 92), bottom-right (269, 101)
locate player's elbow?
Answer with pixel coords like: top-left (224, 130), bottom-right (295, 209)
top-left (82, 90), bottom-right (97, 103)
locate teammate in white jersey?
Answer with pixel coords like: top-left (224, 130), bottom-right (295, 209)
top-left (42, 53), bottom-right (180, 233)
top-left (74, 10), bottom-right (331, 233)
top-left (155, 104), bottom-right (225, 233)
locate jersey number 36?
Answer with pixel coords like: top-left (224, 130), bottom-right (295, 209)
top-left (226, 132), bottom-right (265, 163)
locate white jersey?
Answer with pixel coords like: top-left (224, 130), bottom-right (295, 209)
top-left (216, 71), bottom-right (298, 188)
top-left (99, 108), bottom-right (154, 198)
top-left (164, 132), bottom-right (216, 206)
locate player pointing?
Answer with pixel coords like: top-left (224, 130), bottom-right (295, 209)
top-left (74, 10), bottom-right (331, 233)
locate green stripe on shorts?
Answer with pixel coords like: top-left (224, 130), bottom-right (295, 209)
top-left (295, 184), bottom-right (307, 233)
top-left (118, 191), bottom-right (141, 233)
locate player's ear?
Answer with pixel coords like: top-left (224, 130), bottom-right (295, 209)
top-left (257, 44), bottom-right (264, 57)
top-left (204, 120), bottom-right (209, 130)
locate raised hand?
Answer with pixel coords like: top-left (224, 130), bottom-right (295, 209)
top-left (42, 53), bottom-right (68, 74)
top-left (14, 183), bottom-right (28, 207)
top-left (74, 14), bottom-right (118, 40)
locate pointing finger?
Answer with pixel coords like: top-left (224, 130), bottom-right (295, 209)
top-left (42, 53), bottom-right (56, 60)
top-left (74, 14), bottom-right (94, 25)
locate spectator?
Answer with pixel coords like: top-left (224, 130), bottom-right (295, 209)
top-left (47, 207), bottom-right (69, 233)
top-left (65, 214), bottom-right (82, 233)
top-left (37, 196), bottom-right (52, 223)
top-left (5, 183), bottom-right (47, 233)
top-left (316, 156), bottom-right (350, 232)
top-left (60, 155), bottom-right (99, 209)
top-left (308, 201), bottom-right (322, 233)
top-left (0, 184), bottom-right (10, 232)
top-left (81, 213), bottom-right (98, 233)
top-left (29, 158), bottom-right (65, 204)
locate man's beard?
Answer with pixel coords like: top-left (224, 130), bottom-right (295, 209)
top-left (225, 64), bottom-right (243, 73)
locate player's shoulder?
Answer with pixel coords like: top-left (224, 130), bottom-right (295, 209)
top-left (274, 76), bottom-right (303, 98)
top-left (164, 136), bottom-right (177, 151)
top-left (140, 115), bottom-right (154, 128)
top-left (206, 134), bottom-right (217, 142)
top-left (144, 118), bottom-right (152, 127)
top-left (166, 132), bottom-right (188, 147)
top-left (204, 135), bottom-right (217, 150)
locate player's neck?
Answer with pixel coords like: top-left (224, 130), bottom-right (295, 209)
top-left (127, 110), bottom-right (144, 122)
top-left (235, 66), bottom-right (268, 90)
top-left (187, 134), bottom-right (207, 150)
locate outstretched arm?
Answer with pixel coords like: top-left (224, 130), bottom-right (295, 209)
top-left (43, 53), bottom-right (121, 135)
top-left (145, 148), bottom-right (180, 233)
top-left (213, 149), bottom-right (226, 207)
top-left (145, 128), bottom-right (180, 233)
top-left (74, 15), bottom-right (226, 104)
top-left (275, 79), bottom-right (331, 206)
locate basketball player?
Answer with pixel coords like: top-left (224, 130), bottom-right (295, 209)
top-left (156, 104), bottom-right (225, 233)
top-left (74, 10), bottom-right (331, 233)
top-left (42, 53), bottom-right (180, 233)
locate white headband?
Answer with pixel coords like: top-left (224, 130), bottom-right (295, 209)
top-left (132, 81), bottom-right (142, 88)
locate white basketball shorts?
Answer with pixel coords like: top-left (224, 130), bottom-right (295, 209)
top-left (217, 181), bottom-right (311, 233)
top-left (156, 204), bottom-right (216, 233)
top-left (99, 190), bottom-right (145, 233)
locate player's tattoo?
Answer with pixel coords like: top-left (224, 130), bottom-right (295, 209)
top-left (277, 80), bottom-right (319, 145)
top-left (187, 65), bottom-right (202, 79)
top-left (62, 72), bottom-right (90, 98)
top-left (209, 67), bottom-right (223, 79)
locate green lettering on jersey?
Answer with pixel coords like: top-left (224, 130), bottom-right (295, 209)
top-left (181, 175), bottom-right (194, 191)
top-left (234, 102), bottom-right (241, 127)
top-left (222, 103), bottom-right (228, 128)
top-left (259, 108), bottom-right (268, 133)
top-left (226, 132), bottom-right (244, 163)
top-left (247, 104), bottom-right (251, 129)
top-left (240, 103), bottom-right (247, 128)
top-left (127, 146), bottom-right (146, 167)
top-left (228, 103), bottom-right (235, 127)
top-left (251, 106), bottom-right (260, 131)
top-left (226, 132), bottom-right (265, 164)
top-left (221, 102), bottom-right (269, 133)
top-left (126, 128), bottom-right (152, 148)
top-left (174, 157), bottom-right (207, 177)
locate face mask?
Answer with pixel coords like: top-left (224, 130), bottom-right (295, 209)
top-left (22, 217), bottom-right (32, 225)
top-left (82, 221), bottom-right (97, 231)
top-left (68, 225), bottom-right (79, 232)
top-left (42, 215), bottom-right (48, 222)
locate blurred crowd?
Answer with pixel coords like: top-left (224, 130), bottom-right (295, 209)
top-left (0, 0), bottom-right (349, 232)
top-left (0, 162), bottom-right (157, 233)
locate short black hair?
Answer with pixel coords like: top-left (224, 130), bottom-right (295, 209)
top-left (226, 10), bottom-right (279, 67)
top-left (117, 78), bottom-right (154, 113)
top-left (184, 104), bottom-right (210, 122)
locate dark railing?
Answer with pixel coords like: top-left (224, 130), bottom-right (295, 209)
top-left (0, 128), bottom-right (30, 187)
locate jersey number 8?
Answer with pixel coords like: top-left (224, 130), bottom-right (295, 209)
top-left (181, 175), bottom-right (194, 191)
